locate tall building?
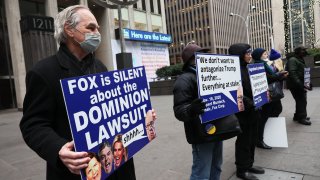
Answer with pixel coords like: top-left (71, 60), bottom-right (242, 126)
top-left (249, 0), bottom-right (285, 52)
top-left (283, 0), bottom-right (320, 51)
top-left (165, 0), bottom-right (249, 65)
top-left (0, 0), bottom-right (170, 110)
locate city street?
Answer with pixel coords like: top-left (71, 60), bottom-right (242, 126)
top-left (0, 88), bottom-right (319, 180)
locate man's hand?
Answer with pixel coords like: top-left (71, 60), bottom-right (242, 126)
top-left (151, 109), bottom-right (157, 121)
top-left (59, 141), bottom-right (90, 174)
top-left (189, 98), bottom-right (206, 115)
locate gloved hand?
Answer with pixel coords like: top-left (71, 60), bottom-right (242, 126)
top-left (188, 98), bottom-right (206, 115)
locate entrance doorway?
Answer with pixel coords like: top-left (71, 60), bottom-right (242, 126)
top-left (0, 1), bottom-right (16, 110)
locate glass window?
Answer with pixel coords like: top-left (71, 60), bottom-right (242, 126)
top-left (57, 0), bottom-right (79, 12)
top-left (134, 10), bottom-right (147, 30)
top-left (142, 0), bottom-right (146, 11)
top-left (113, 8), bottom-right (129, 29)
top-left (0, 0), bottom-right (17, 109)
top-left (19, 0), bottom-right (45, 16)
top-left (151, 14), bottom-right (162, 32)
top-left (157, 0), bottom-right (161, 14)
top-left (150, 0), bottom-right (154, 13)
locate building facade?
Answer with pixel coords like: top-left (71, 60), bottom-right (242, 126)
top-left (0, 0), bottom-right (169, 110)
top-left (165, 0), bottom-right (249, 65)
top-left (249, 0), bottom-right (286, 53)
top-left (284, 0), bottom-right (320, 51)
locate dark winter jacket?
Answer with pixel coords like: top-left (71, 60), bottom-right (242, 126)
top-left (228, 43), bottom-right (258, 121)
top-left (254, 59), bottom-right (285, 84)
top-left (20, 44), bottom-right (135, 180)
top-left (286, 56), bottom-right (306, 91)
top-left (173, 66), bottom-right (222, 144)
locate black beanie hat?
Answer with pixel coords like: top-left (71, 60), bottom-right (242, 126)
top-left (228, 43), bottom-right (251, 60)
top-left (181, 44), bottom-right (209, 70)
top-left (251, 48), bottom-right (266, 60)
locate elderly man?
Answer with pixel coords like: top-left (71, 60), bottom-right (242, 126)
top-left (20, 5), bottom-right (135, 180)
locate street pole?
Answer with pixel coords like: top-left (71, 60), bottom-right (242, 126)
top-left (230, 13), bottom-right (250, 44)
top-left (92, 0), bottom-right (139, 69)
top-left (230, 6), bottom-right (255, 45)
top-left (245, 16), bottom-right (250, 44)
top-left (263, 24), bottom-right (274, 49)
top-left (118, 5), bottom-right (125, 53)
top-left (270, 34), bottom-right (274, 49)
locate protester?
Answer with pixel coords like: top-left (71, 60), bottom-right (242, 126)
top-left (229, 43), bottom-right (265, 180)
top-left (173, 43), bottom-right (223, 180)
top-left (286, 46), bottom-right (312, 125)
top-left (251, 48), bottom-right (288, 149)
top-left (19, 5), bottom-right (136, 180)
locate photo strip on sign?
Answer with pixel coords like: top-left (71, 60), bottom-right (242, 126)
top-left (247, 63), bottom-right (269, 108)
top-left (304, 67), bottom-right (311, 87)
top-left (60, 66), bottom-right (156, 180)
top-left (195, 53), bottom-right (243, 123)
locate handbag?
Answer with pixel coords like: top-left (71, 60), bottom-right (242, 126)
top-left (268, 81), bottom-right (284, 101)
top-left (203, 114), bottom-right (242, 142)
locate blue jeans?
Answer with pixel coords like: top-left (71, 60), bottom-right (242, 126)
top-left (190, 141), bottom-right (223, 180)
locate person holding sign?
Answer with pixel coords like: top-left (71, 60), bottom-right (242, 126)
top-left (229, 43), bottom-right (265, 180)
top-left (251, 48), bottom-right (288, 149)
top-left (19, 5), bottom-right (135, 180)
top-left (286, 46), bottom-right (312, 125)
top-left (173, 43), bottom-right (223, 180)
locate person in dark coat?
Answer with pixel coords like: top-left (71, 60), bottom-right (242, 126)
top-left (20, 5), bottom-right (135, 180)
top-left (286, 46), bottom-right (312, 125)
top-left (251, 48), bottom-right (288, 149)
top-left (229, 43), bottom-right (265, 180)
top-left (173, 43), bottom-right (223, 180)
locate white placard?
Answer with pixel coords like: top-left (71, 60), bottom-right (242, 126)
top-left (264, 117), bottom-right (288, 148)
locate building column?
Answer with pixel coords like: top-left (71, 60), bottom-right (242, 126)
top-left (160, 0), bottom-right (167, 33)
top-left (272, 0), bottom-right (285, 51)
top-left (79, 0), bottom-right (88, 7)
top-left (45, 0), bottom-right (58, 17)
top-left (93, 8), bottom-right (116, 70)
top-left (314, 2), bottom-right (320, 48)
top-left (145, 0), bottom-right (152, 31)
top-left (4, 0), bottom-right (26, 109)
top-left (128, 6), bottom-right (135, 29)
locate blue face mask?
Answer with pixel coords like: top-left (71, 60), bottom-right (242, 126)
top-left (75, 29), bottom-right (101, 53)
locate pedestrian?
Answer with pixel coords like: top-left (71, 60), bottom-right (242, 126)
top-left (286, 46), bottom-right (312, 125)
top-left (229, 43), bottom-right (265, 180)
top-left (173, 43), bottom-right (223, 180)
top-left (19, 5), bottom-right (135, 180)
top-left (251, 48), bottom-right (288, 149)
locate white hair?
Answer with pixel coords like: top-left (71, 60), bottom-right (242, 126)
top-left (54, 5), bottom-right (89, 44)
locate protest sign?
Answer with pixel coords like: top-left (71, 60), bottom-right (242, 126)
top-left (60, 66), bottom-right (155, 180)
top-left (195, 53), bottom-right (243, 123)
top-left (304, 67), bottom-right (311, 87)
top-left (247, 63), bottom-right (268, 108)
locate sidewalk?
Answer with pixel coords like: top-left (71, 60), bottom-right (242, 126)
top-left (0, 88), bottom-right (319, 180)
